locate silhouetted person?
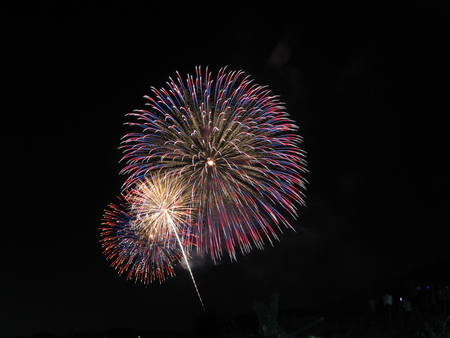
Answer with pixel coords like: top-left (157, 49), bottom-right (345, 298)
top-left (405, 279), bottom-right (419, 311)
top-left (368, 295), bottom-right (376, 314)
top-left (445, 282), bottom-right (450, 313)
top-left (417, 281), bottom-right (429, 312)
top-left (403, 295), bottom-right (412, 313)
top-left (426, 279), bottom-right (437, 313)
top-left (436, 281), bottom-right (447, 314)
top-left (382, 290), bottom-right (393, 322)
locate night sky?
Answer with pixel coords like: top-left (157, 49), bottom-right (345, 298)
top-left (3, 2), bottom-right (449, 337)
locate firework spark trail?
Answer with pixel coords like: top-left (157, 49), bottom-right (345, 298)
top-left (166, 214), bottom-right (205, 311)
top-left (121, 67), bottom-right (307, 262)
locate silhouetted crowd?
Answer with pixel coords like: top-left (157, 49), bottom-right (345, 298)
top-left (367, 278), bottom-right (450, 321)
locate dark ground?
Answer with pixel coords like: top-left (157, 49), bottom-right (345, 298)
top-left (13, 308), bottom-right (450, 338)
top-left (8, 260), bottom-right (450, 338)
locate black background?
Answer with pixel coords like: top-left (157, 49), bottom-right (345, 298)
top-left (2, 1), bottom-right (448, 336)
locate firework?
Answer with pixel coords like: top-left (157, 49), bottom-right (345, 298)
top-left (127, 173), bottom-right (194, 247)
top-left (121, 67), bottom-right (307, 262)
top-left (100, 174), bottom-right (205, 308)
top-left (100, 175), bottom-right (194, 284)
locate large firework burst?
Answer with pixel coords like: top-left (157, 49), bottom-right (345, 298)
top-left (121, 67), bottom-right (307, 262)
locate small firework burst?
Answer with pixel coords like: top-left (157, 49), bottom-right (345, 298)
top-left (100, 175), bottom-right (194, 284)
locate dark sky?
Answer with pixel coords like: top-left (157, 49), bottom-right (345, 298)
top-left (3, 2), bottom-right (449, 337)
